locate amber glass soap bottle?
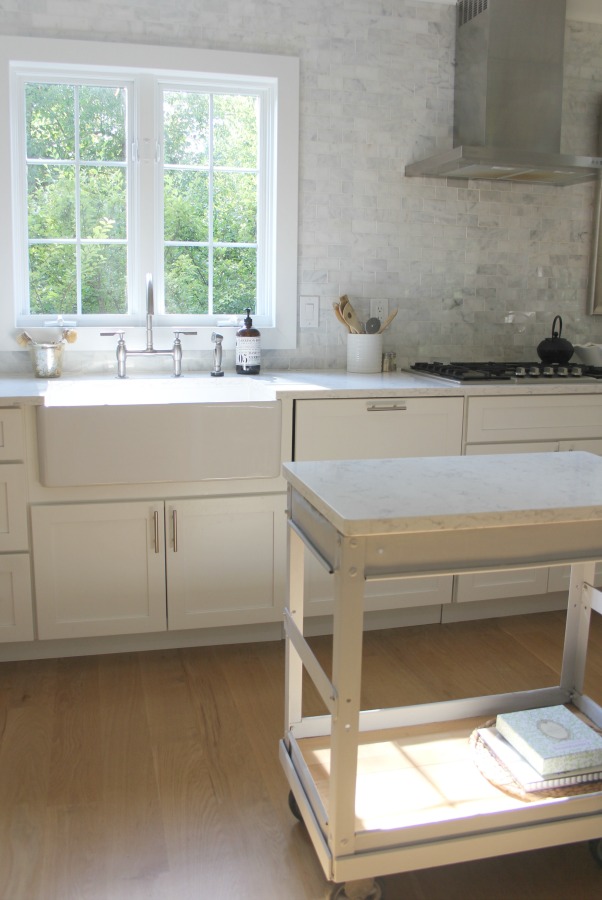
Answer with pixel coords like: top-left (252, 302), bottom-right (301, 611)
top-left (235, 308), bottom-right (261, 375)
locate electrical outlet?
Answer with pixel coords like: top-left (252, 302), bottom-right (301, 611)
top-left (370, 299), bottom-right (388, 321)
top-left (299, 295), bottom-right (319, 328)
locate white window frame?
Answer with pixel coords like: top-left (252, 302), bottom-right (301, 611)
top-left (0, 36), bottom-right (299, 353)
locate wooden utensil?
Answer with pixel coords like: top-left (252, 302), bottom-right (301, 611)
top-left (333, 301), bottom-right (351, 331)
top-left (339, 295), bottom-right (363, 333)
top-left (378, 308), bottom-right (398, 333)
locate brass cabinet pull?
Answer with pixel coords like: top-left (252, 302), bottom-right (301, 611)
top-left (153, 510), bottom-right (160, 554)
top-left (367, 402), bottom-right (407, 411)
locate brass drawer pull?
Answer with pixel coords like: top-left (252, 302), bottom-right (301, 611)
top-left (153, 510), bottom-right (160, 554)
top-left (367, 402), bottom-right (407, 412)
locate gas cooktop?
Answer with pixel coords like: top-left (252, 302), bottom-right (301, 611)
top-left (410, 361), bottom-right (602, 383)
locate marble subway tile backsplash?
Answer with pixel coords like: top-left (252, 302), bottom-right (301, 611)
top-left (2, 0), bottom-right (602, 374)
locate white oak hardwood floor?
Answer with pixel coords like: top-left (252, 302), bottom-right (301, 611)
top-left (1, 610), bottom-right (601, 899)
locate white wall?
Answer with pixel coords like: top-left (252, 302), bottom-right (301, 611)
top-left (1, 0), bottom-right (602, 373)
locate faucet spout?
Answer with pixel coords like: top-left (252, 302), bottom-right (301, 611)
top-left (102, 275), bottom-right (197, 377)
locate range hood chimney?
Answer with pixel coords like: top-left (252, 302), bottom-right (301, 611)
top-left (405, 0), bottom-right (602, 186)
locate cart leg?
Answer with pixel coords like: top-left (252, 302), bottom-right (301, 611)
top-left (331, 877), bottom-right (384, 900)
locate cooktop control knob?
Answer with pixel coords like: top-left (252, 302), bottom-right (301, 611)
top-left (528, 366), bottom-right (540, 376)
top-left (515, 366), bottom-right (526, 376)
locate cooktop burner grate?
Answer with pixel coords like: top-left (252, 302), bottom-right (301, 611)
top-left (410, 361), bottom-right (602, 382)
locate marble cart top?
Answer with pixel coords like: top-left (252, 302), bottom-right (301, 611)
top-left (282, 452), bottom-right (602, 537)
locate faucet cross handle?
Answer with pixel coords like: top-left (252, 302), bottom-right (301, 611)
top-left (101, 331), bottom-right (127, 378)
top-left (171, 331), bottom-right (197, 378)
top-left (172, 330), bottom-right (198, 340)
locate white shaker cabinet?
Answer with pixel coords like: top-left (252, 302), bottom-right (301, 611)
top-left (457, 395), bottom-right (602, 604)
top-left (294, 396), bottom-right (464, 461)
top-left (0, 409), bottom-right (33, 642)
top-left (293, 397), bottom-right (464, 615)
top-left (31, 494), bottom-right (286, 639)
top-left (32, 501), bottom-right (167, 639)
top-left (166, 495), bottom-right (286, 630)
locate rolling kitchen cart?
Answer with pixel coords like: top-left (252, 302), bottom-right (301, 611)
top-left (279, 452), bottom-right (602, 900)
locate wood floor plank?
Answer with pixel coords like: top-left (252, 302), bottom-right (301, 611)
top-left (98, 653), bottom-right (169, 885)
top-left (0, 660), bottom-right (57, 899)
top-left (38, 802), bottom-right (110, 900)
top-left (139, 648), bottom-right (201, 746)
top-left (46, 656), bottom-right (104, 808)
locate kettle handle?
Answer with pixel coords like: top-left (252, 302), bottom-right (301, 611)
top-left (552, 315), bottom-right (563, 338)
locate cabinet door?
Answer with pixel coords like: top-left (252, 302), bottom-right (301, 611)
top-left (294, 397), bottom-right (464, 461)
top-left (0, 554), bottom-right (34, 642)
top-left (166, 494), bottom-right (286, 630)
top-left (32, 502), bottom-right (167, 639)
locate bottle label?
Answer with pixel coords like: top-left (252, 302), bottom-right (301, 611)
top-left (236, 336), bottom-right (261, 369)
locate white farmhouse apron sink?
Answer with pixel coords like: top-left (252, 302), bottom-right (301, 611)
top-left (36, 375), bottom-right (281, 486)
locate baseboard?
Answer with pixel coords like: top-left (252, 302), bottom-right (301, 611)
top-left (0, 621), bottom-right (285, 662)
top-left (441, 592), bottom-right (568, 624)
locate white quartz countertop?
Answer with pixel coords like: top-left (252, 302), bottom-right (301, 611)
top-left (1, 368), bottom-right (602, 406)
top-left (283, 452), bottom-right (602, 536)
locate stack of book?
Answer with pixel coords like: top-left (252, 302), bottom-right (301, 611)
top-left (477, 705), bottom-right (602, 793)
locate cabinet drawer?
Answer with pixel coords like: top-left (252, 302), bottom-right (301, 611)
top-left (466, 395), bottom-right (602, 444)
top-left (295, 397), bottom-right (464, 461)
top-left (0, 409), bottom-right (24, 461)
top-left (0, 553), bottom-right (34, 642)
top-left (0, 464), bottom-right (28, 551)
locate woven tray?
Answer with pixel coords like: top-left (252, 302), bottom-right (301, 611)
top-left (470, 719), bottom-right (602, 802)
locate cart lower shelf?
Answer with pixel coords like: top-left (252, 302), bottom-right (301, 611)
top-left (281, 713), bottom-right (602, 882)
top-left (295, 716), bottom-right (602, 837)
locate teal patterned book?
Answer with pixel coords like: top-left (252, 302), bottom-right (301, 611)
top-left (477, 726), bottom-right (602, 792)
top-left (495, 706), bottom-right (602, 777)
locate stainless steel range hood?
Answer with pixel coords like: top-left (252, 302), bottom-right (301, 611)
top-left (405, 0), bottom-right (602, 186)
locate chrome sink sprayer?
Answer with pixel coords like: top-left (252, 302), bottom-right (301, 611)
top-left (211, 332), bottom-right (224, 377)
top-left (102, 275), bottom-right (197, 377)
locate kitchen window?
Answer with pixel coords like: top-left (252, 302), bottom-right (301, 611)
top-left (0, 37), bottom-right (299, 352)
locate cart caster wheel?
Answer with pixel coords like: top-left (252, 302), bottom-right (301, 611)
top-left (331, 877), bottom-right (384, 900)
top-left (589, 838), bottom-right (602, 867)
top-left (287, 790), bottom-right (302, 821)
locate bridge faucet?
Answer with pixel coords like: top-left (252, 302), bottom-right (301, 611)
top-left (101, 275), bottom-right (197, 377)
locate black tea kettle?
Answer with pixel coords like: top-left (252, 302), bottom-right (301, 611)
top-left (537, 315), bottom-right (574, 364)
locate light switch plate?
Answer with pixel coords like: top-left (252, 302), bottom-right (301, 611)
top-left (299, 295), bottom-right (319, 328)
